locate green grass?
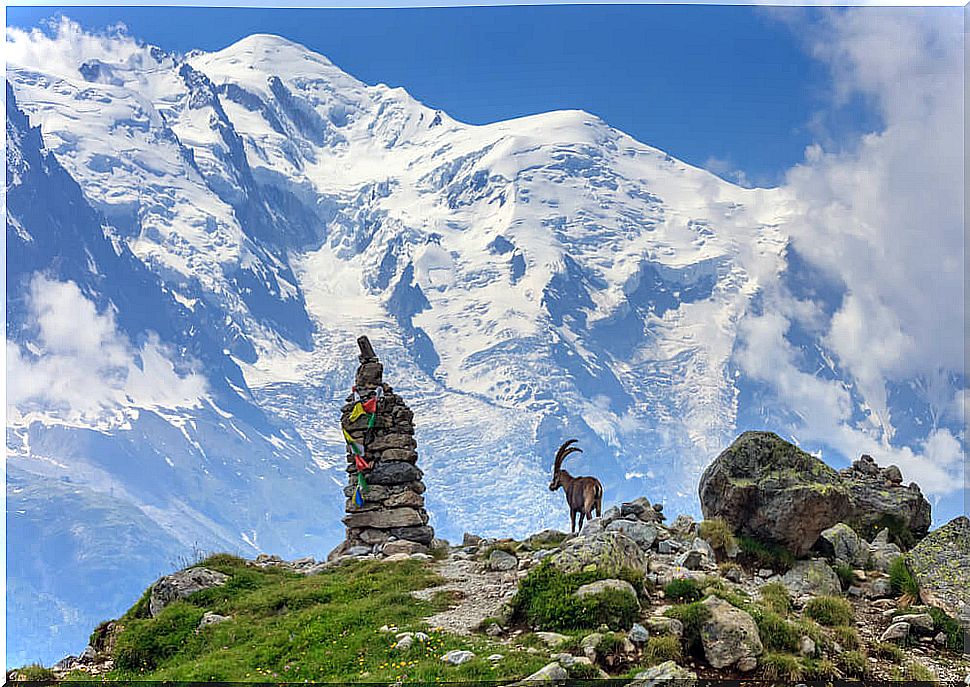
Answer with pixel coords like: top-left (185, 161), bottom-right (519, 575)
top-left (699, 518), bottom-right (737, 558)
top-left (15, 663), bottom-right (56, 681)
top-left (737, 535), bottom-right (795, 571)
top-left (758, 581), bottom-right (792, 616)
top-left (888, 556), bottom-right (920, 599)
top-left (803, 595), bottom-right (854, 626)
top-left (663, 600), bottom-right (712, 658)
top-left (664, 578), bottom-right (703, 604)
top-left (835, 649), bottom-right (869, 678)
top-left (900, 661), bottom-right (937, 681)
top-left (508, 561), bottom-right (641, 631)
top-left (832, 562), bottom-right (856, 591)
top-left (761, 652), bottom-right (804, 681)
top-left (828, 624), bottom-right (860, 650)
top-left (749, 607), bottom-right (800, 653)
top-left (873, 641), bottom-right (906, 663)
top-left (641, 635), bottom-right (682, 665)
top-left (925, 606), bottom-right (966, 651)
top-left (565, 662), bottom-right (602, 679)
top-left (93, 554), bottom-right (550, 683)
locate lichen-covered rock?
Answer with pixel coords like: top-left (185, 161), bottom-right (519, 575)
top-left (574, 578), bottom-right (640, 609)
top-left (488, 549), bottom-right (518, 572)
top-left (818, 522), bottom-right (870, 568)
top-left (149, 567), bottom-right (229, 617)
top-left (868, 528), bottom-right (903, 572)
top-left (699, 596), bottom-right (764, 669)
top-left (906, 516), bottom-right (970, 628)
top-left (549, 531), bottom-right (646, 575)
top-left (520, 661), bottom-right (568, 682)
top-left (780, 559), bottom-right (842, 598)
top-left (842, 458), bottom-right (931, 543)
top-left (698, 432), bottom-right (851, 556)
top-left (605, 518), bottom-right (657, 549)
top-left (627, 660), bottom-right (697, 686)
top-left (441, 649), bottom-right (475, 665)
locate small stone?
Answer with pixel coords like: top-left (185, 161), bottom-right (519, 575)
top-left (798, 635), bottom-right (816, 657)
top-left (934, 632), bottom-right (947, 646)
top-left (382, 553), bottom-right (411, 563)
top-left (534, 631), bottom-right (569, 647)
top-left (441, 649), bottom-right (475, 665)
top-left (646, 616), bottom-right (683, 638)
top-left (486, 654), bottom-right (504, 662)
top-left (395, 635), bottom-right (414, 651)
top-left (629, 623), bottom-right (649, 644)
top-left (485, 623), bottom-right (503, 637)
top-left (895, 613), bottom-right (934, 632)
top-left (737, 656), bottom-right (758, 672)
top-left (869, 578), bottom-right (893, 598)
top-left (879, 621), bottom-right (911, 643)
top-left (522, 662), bottom-right (568, 682)
top-left (658, 539), bottom-right (681, 555)
top-left (197, 611), bottom-right (231, 631)
top-left (757, 568), bottom-right (773, 578)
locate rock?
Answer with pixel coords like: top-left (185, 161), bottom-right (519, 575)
top-left (723, 565), bottom-right (743, 583)
top-left (757, 568), bottom-right (773, 579)
top-left (382, 553), bottom-right (411, 563)
top-left (879, 621), bottom-right (911, 642)
top-left (629, 623), bottom-right (649, 644)
top-left (906, 516), bottom-right (970, 628)
top-left (606, 518), bottom-right (658, 549)
top-left (149, 567), bottom-right (229, 617)
top-left (883, 465), bottom-right (903, 484)
top-left (551, 653), bottom-right (591, 668)
top-left (843, 461), bottom-right (931, 544)
top-left (669, 514), bottom-right (700, 541)
top-left (699, 596), bottom-right (764, 669)
top-left (580, 632), bottom-right (603, 661)
top-left (488, 549), bottom-right (518, 572)
top-left (657, 539), bottom-right (681, 555)
top-left (817, 523), bottom-right (870, 568)
top-left (780, 559), bottom-right (842, 597)
top-left (736, 656), bottom-right (758, 672)
top-left (675, 538), bottom-right (716, 570)
top-left (520, 662), bottom-right (567, 682)
top-left (395, 635), bottom-right (414, 651)
top-left (53, 656), bottom-right (78, 671)
top-left (462, 533), bottom-right (483, 547)
top-left (487, 654), bottom-right (504, 662)
top-left (485, 623), bottom-right (503, 637)
top-left (549, 531), bottom-right (646, 575)
top-left (382, 539), bottom-right (428, 556)
top-left (934, 632), bottom-right (947, 646)
top-left (699, 432), bottom-right (852, 556)
top-left (389, 525), bottom-right (435, 545)
top-left (441, 649), bottom-right (475, 665)
top-left (896, 613), bottom-right (934, 632)
top-left (646, 616), bottom-right (683, 638)
top-left (869, 578), bottom-right (893, 598)
top-left (847, 585), bottom-right (864, 598)
top-left (574, 578), bottom-right (640, 608)
top-left (627, 660), bottom-right (697, 687)
top-left (868, 528), bottom-right (903, 572)
top-left (89, 620), bottom-right (123, 656)
top-left (197, 611), bottom-right (230, 631)
top-left (533, 632), bottom-right (569, 647)
top-left (798, 635), bottom-right (816, 657)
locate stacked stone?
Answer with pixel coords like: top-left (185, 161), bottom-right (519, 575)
top-left (338, 336), bottom-right (433, 556)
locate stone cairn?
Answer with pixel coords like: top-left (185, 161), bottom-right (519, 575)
top-left (330, 336), bottom-right (433, 559)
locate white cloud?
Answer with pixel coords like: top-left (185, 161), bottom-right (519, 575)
top-left (736, 9), bottom-right (965, 497)
top-left (7, 275), bottom-right (207, 426)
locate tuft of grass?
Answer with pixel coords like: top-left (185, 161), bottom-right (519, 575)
top-left (749, 607), bottom-right (800, 653)
top-left (832, 563), bottom-right (856, 591)
top-left (925, 606), bottom-right (965, 651)
top-left (737, 535), bottom-right (795, 571)
top-left (642, 635), bottom-right (682, 665)
top-left (16, 663), bottom-right (56, 681)
top-left (873, 641), bottom-right (906, 663)
top-left (699, 518), bottom-right (737, 558)
top-left (803, 595), bottom-right (854, 626)
top-left (903, 661), bottom-right (937, 681)
top-left (828, 624), bottom-right (860, 650)
top-left (760, 652), bottom-right (804, 681)
top-left (664, 600), bottom-right (711, 658)
top-left (565, 662), bottom-right (601, 679)
top-left (888, 556), bottom-right (920, 601)
top-left (759, 581), bottom-right (792, 616)
top-left (663, 578), bottom-right (703, 604)
top-left (804, 657), bottom-right (840, 680)
top-left (114, 601), bottom-right (205, 671)
top-left (509, 561), bottom-right (640, 631)
top-left (835, 650), bottom-right (869, 678)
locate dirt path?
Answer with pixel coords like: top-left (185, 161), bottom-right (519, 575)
top-left (412, 555), bottom-right (521, 635)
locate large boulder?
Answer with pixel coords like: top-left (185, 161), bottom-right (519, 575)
top-left (699, 597), bottom-right (763, 670)
top-left (549, 531), bottom-right (646, 575)
top-left (699, 432), bottom-right (931, 556)
top-left (817, 522), bottom-right (869, 568)
top-left (905, 516), bottom-right (970, 628)
top-left (149, 567), bottom-right (229, 617)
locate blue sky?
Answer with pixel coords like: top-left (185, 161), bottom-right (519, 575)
top-left (6, 4), bottom-right (878, 187)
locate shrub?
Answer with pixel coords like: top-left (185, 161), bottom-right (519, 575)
top-left (114, 602), bottom-right (204, 671)
top-left (803, 595), bottom-right (854, 626)
top-left (888, 556), bottom-right (920, 600)
top-left (835, 649), bottom-right (869, 678)
top-left (737, 535), bottom-right (795, 571)
top-left (642, 635), bottom-right (682, 665)
top-left (664, 601), bottom-right (711, 657)
top-left (750, 607), bottom-right (800, 652)
top-left (761, 652), bottom-right (804, 681)
top-left (664, 578), bottom-right (703, 604)
top-left (16, 664), bottom-right (56, 681)
top-left (509, 561), bottom-right (640, 630)
top-left (758, 582), bottom-right (792, 616)
top-left (873, 641), bottom-right (906, 663)
top-left (699, 518), bottom-right (737, 557)
top-left (925, 606), bottom-right (965, 651)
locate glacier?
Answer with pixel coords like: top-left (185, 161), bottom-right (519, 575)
top-left (6, 27), bottom-right (965, 666)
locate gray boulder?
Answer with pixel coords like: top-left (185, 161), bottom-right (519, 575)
top-left (549, 531), bottom-right (646, 575)
top-left (197, 611), bottom-right (230, 631)
top-left (606, 518), bottom-right (658, 549)
top-left (488, 549), bottom-right (518, 572)
top-left (780, 559), bottom-right (842, 598)
top-left (645, 616), bottom-right (684, 638)
top-left (520, 662), bottom-right (568, 682)
top-left (699, 596), bottom-right (764, 669)
top-left (868, 528), bottom-right (903, 572)
top-left (879, 621), bottom-right (910, 642)
top-left (149, 567), bottom-right (229, 617)
top-left (441, 649), bottom-right (475, 665)
top-left (574, 578), bottom-right (640, 608)
top-left (906, 516), bottom-right (970, 628)
top-left (817, 522), bottom-right (869, 568)
top-left (627, 660), bottom-right (697, 686)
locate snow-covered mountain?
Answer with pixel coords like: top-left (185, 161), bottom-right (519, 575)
top-left (6, 27), bottom-right (964, 665)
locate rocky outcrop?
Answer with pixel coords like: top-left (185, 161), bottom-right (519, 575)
top-left (699, 431), bottom-right (931, 556)
top-left (149, 567), bottom-right (228, 617)
top-left (331, 337), bottom-right (434, 558)
top-left (906, 516), bottom-right (970, 628)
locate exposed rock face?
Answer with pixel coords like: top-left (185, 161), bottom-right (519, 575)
top-left (699, 431), bottom-right (931, 556)
top-left (698, 596), bottom-right (764, 670)
top-left (331, 337), bottom-right (434, 558)
top-left (906, 516), bottom-right (970, 628)
top-left (149, 567), bottom-right (228, 617)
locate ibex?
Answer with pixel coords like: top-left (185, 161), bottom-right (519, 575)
top-left (549, 439), bottom-right (603, 534)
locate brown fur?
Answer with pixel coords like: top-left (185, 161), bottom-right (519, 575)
top-left (549, 440), bottom-right (603, 534)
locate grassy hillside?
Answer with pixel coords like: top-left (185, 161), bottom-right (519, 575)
top-left (58, 553), bottom-right (550, 684)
